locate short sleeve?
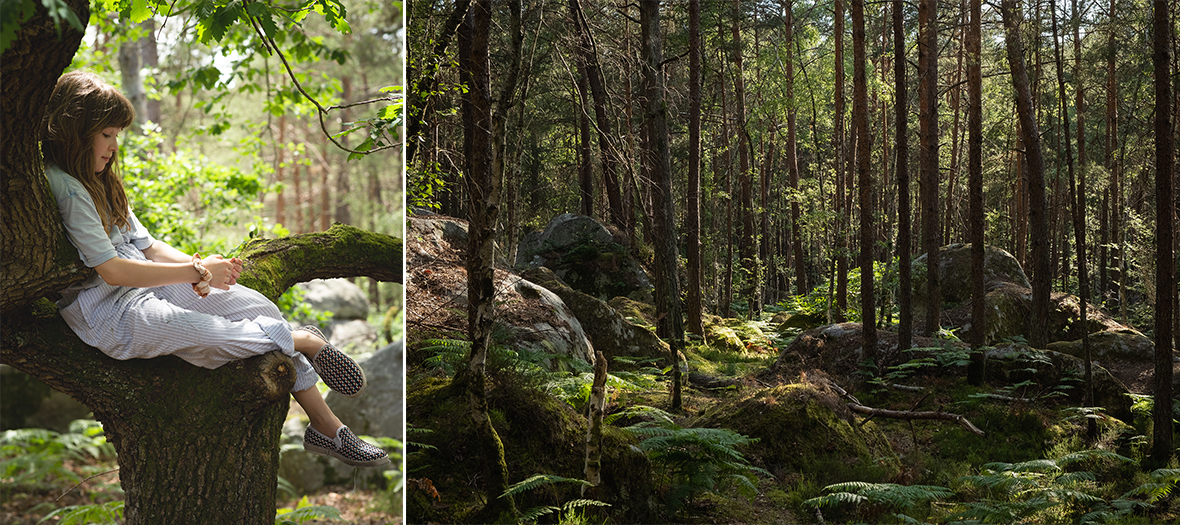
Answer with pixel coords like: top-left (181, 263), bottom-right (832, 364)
top-left (126, 208), bottom-right (156, 250)
top-left (46, 166), bottom-right (118, 268)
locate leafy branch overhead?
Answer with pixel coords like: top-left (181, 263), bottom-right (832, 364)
top-left (6, 0), bottom-right (401, 157)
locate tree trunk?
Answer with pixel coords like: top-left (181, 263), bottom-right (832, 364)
top-left (686, 0), bottom-right (704, 336)
top-left (783, 0), bottom-right (806, 296)
top-left (731, 0), bottom-right (758, 318)
top-left (576, 66), bottom-right (594, 217)
top-left (1, 225), bottom-right (401, 524)
top-left (894, 0), bottom-right (912, 351)
top-left (853, 0), bottom-right (876, 367)
top-left (1052, 0), bottom-right (1094, 437)
top-left (919, 0), bottom-right (941, 336)
top-left (0, 0), bottom-right (91, 314)
top-left (835, 0), bottom-right (849, 318)
top-left (967, 0), bottom-right (985, 385)
top-left (454, 1), bottom-right (517, 519)
top-left (568, 0), bottom-right (624, 230)
top-left (1150, 0), bottom-right (1175, 467)
top-left (1001, 0), bottom-right (1052, 349)
top-left (641, 0), bottom-right (684, 411)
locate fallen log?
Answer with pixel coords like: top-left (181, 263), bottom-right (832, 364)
top-left (846, 403), bottom-right (986, 436)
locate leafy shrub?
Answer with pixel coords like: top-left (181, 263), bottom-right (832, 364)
top-left (0, 419), bottom-right (115, 488)
top-left (804, 481), bottom-right (953, 524)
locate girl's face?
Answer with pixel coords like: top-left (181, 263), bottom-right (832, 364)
top-left (91, 127), bottom-right (121, 173)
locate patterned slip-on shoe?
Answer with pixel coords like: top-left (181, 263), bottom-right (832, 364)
top-left (295, 325), bottom-right (366, 398)
top-left (303, 424), bottom-right (391, 468)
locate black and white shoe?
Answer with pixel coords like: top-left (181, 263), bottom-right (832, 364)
top-left (295, 325), bottom-right (366, 398)
top-left (303, 424), bottom-right (391, 468)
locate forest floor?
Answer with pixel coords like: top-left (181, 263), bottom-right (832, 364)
top-left (1, 425), bottom-right (400, 525)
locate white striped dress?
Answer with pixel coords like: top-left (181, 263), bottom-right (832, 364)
top-left (47, 164), bottom-right (318, 392)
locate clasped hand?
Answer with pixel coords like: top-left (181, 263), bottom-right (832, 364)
top-left (202, 254), bottom-right (244, 290)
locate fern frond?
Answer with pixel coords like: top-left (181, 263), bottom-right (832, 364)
top-left (517, 505), bottom-right (558, 522)
top-left (559, 499), bottom-right (612, 512)
top-left (501, 474), bottom-right (592, 499)
top-left (803, 491), bottom-right (867, 509)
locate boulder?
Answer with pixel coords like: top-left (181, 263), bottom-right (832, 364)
top-left (608, 296), bottom-right (657, 327)
top-left (702, 315), bottom-right (744, 353)
top-left (913, 244), bottom-right (1030, 307)
top-left (1046, 329), bottom-right (1157, 362)
top-left (515, 213), bottom-right (653, 303)
top-left (508, 277), bottom-right (596, 369)
top-left (775, 311), bottom-right (827, 332)
top-left (325, 319), bottom-right (381, 361)
top-left (523, 267), bottom-right (669, 368)
top-left (985, 344), bottom-right (1133, 420)
top-left (327, 340), bottom-right (404, 441)
top-left (690, 380), bottom-right (900, 483)
top-left (981, 283), bottom-right (1132, 346)
top-left (296, 278), bottom-right (370, 320)
top-left (280, 341), bottom-right (403, 494)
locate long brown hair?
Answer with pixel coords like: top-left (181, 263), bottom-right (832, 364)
top-left (41, 71), bottom-right (136, 232)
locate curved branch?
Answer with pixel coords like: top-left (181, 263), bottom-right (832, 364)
top-left (1, 223), bottom-right (401, 412)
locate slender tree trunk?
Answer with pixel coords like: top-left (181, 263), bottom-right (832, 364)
top-left (641, 0), bottom-right (684, 411)
top-left (1150, 0), bottom-right (1175, 467)
top-left (732, 0), bottom-right (758, 317)
top-left (456, 1), bottom-right (518, 519)
top-left (786, 0), bottom-right (806, 296)
top-left (721, 66), bottom-right (734, 318)
top-left (945, 11), bottom-right (966, 244)
top-left (1052, 0), bottom-right (1095, 438)
top-left (853, 0), bottom-right (876, 366)
top-left (687, 0), bottom-right (704, 335)
top-left (576, 66), bottom-right (594, 217)
top-left (568, 0), bottom-right (624, 230)
top-left (919, 0), bottom-right (941, 335)
top-left (276, 116), bottom-right (287, 228)
top-left (894, 0), bottom-right (912, 350)
top-left (835, 0), bottom-right (849, 318)
top-left (336, 76), bottom-right (353, 226)
top-left (1001, 0), bottom-right (1052, 349)
top-left (967, 0), bottom-right (985, 386)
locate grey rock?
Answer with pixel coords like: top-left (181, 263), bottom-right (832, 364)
top-left (296, 278), bottom-right (370, 320)
top-left (326, 340), bottom-right (404, 441)
top-left (507, 278), bottom-right (596, 368)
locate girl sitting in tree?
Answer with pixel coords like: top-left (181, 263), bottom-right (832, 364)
top-left (41, 70), bottom-right (389, 469)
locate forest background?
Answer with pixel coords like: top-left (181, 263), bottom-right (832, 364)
top-left (0, 0), bottom-right (405, 522)
top-left (405, 0), bottom-right (1177, 522)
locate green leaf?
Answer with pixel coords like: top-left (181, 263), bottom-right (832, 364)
top-left (127, 0), bottom-right (150, 23)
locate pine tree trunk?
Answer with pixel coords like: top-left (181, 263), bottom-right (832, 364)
top-left (686, 0), bottom-right (704, 336)
top-left (785, 0), bottom-right (806, 296)
top-left (1001, 0), bottom-right (1052, 349)
top-left (1150, 0), bottom-right (1175, 467)
top-left (853, 0), bottom-right (876, 365)
top-left (967, 0), bottom-right (986, 385)
top-left (894, 0), bottom-right (912, 350)
top-left (919, 0), bottom-right (941, 335)
top-left (835, 0), bottom-right (849, 318)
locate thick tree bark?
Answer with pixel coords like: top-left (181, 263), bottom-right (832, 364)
top-left (686, 0), bottom-right (704, 336)
top-left (853, 0), bottom-right (876, 367)
top-left (1150, 0), bottom-right (1175, 467)
top-left (0, 0), bottom-right (91, 315)
top-left (894, 0), bottom-right (912, 351)
top-left (1001, 0), bottom-right (1051, 349)
top-left (576, 66), bottom-right (594, 217)
top-left (640, 0), bottom-right (684, 411)
top-left (919, 0), bottom-right (941, 336)
top-left (967, 0), bottom-right (985, 385)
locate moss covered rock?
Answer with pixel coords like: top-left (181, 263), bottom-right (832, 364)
top-left (690, 381), bottom-right (900, 484)
top-left (982, 283), bottom-right (1133, 347)
top-left (1046, 329), bottom-right (1157, 362)
top-left (985, 344), bottom-right (1133, 420)
top-left (913, 244), bottom-right (1030, 306)
top-left (608, 296), bottom-right (656, 328)
top-left (515, 213), bottom-right (653, 303)
top-left (523, 268), bottom-right (669, 367)
top-left (406, 377), bottom-right (654, 524)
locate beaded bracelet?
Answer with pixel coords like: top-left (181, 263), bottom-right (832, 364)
top-left (192, 254), bottom-right (212, 298)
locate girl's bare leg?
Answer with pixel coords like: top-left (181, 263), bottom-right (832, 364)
top-left (291, 387), bottom-right (343, 437)
top-left (292, 330), bottom-right (326, 358)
